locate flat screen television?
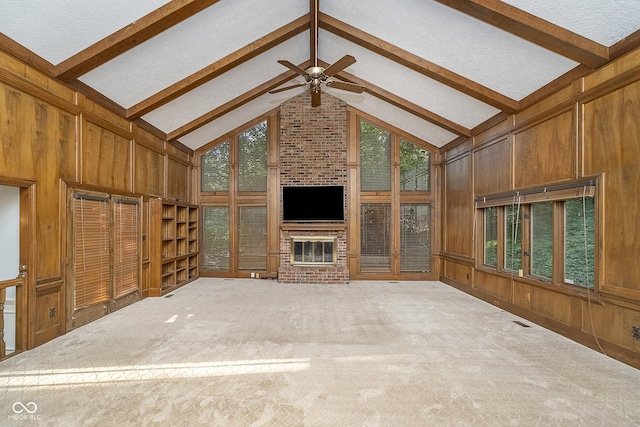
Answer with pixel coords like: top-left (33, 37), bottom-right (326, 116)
top-left (282, 185), bottom-right (345, 222)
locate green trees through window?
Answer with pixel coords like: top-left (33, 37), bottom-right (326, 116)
top-left (480, 188), bottom-right (595, 290)
top-left (565, 197), bottom-right (595, 288)
top-left (359, 119), bottom-right (432, 274)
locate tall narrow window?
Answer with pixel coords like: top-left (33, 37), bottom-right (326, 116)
top-left (565, 197), bottom-right (595, 288)
top-left (361, 203), bottom-right (391, 271)
top-left (201, 141), bottom-right (229, 192)
top-left (400, 204), bottom-right (431, 271)
top-left (505, 204), bottom-right (522, 272)
top-left (484, 207), bottom-right (498, 267)
top-left (531, 202), bottom-right (553, 279)
top-left (238, 206), bottom-right (266, 270)
top-left (201, 207), bottom-right (229, 270)
top-left (113, 199), bottom-right (138, 299)
top-left (400, 140), bottom-right (430, 191)
top-left (238, 122), bottom-right (267, 192)
top-left (73, 195), bottom-right (110, 309)
top-left (360, 121), bottom-right (391, 191)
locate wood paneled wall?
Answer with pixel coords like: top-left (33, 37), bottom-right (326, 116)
top-left (0, 51), bottom-right (195, 348)
top-left (441, 47), bottom-right (640, 369)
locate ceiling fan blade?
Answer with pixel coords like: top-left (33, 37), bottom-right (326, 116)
top-left (269, 82), bottom-right (307, 94)
top-left (326, 80), bottom-right (365, 93)
top-left (311, 88), bottom-right (321, 107)
top-left (277, 60), bottom-right (310, 78)
top-left (322, 54), bottom-right (356, 78)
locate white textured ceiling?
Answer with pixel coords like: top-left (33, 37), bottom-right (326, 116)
top-left (1, 0), bottom-right (640, 151)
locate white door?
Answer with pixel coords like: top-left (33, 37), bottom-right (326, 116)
top-left (0, 185), bottom-right (20, 353)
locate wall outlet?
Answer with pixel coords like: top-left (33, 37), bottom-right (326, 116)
top-left (250, 272), bottom-right (255, 278)
top-left (518, 269), bottom-right (524, 277)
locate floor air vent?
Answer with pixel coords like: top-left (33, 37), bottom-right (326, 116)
top-left (513, 321), bottom-right (530, 328)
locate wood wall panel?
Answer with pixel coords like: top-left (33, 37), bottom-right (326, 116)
top-left (443, 154), bottom-right (473, 257)
top-left (443, 260), bottom-right (471, 285)
top-left (475, 270), bottom-right (511, 301)
top-left (166, 157), bottom-right (189, 201)
top-left (83, 121), bottom-right (132, 191)
top-left (584, 80), bottom-right (640, 292)
top-left (473, 137), bottom-right (511, 195)
top-left (135, 144), bottom-right (164, 197)
top-left (530, 287), bottom-right (572, 326)
top-left (0, 83), bottom-right (76, 279)
top-left (513, 111), bottom-right (575, 189)
top-left (585, 302), bottom-right (640, 354)
top-left (34, 282), bottom-right (64, 346)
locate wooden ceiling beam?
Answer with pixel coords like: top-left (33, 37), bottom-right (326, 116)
top-left (168, 62), bottom-right (311, 142)
top-left (324, 63), bottom-right (471, 137)
top-left (435, 0), bottom-right (609, 69)
top-left (126, 15), bottom-right (309, 119)
top-left (0, 33), bottom-right (57, 76)
top-left (55, 0), bottom-right (223, 81)
top-left (310, 0), bottom-right (318, 66)
top-left (319, 12), bottom-right (519, 114)
top-left (609, 29), bottom-right (640, 61)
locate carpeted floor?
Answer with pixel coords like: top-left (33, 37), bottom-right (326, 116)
top-left (1, 279), bottom-right (639, 426)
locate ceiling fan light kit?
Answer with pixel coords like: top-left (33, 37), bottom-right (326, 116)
top-left (269, 0), bottom-right (364, 106)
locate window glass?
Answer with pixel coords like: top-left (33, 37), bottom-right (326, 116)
top-left (238, 121), bottom-right (267, 192)
top-left (360, 120), bottom-right (391, 191)
top-left (531, 202), bottom-right (553, 279)
top-left (400, 140), bottom-right (430, 191)
top-left (201, 141), bottom-right (229, 192)
top-left (400, 204), bottom-right (431, 272)
top-left (484, 207), bottom-right (498, 267)
top-left (201, 207), bottom-right (229, 270)
top-left (505, 204), bottom-right (522, 271)
top-left (238, 206), bottom-right (267, 270)
top-left (361, 203), bottom-right (391, 271)
top-left (565, 197), bottom-right (595, 288)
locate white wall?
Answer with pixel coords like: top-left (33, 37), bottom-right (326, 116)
top-left (0, 184), bottom-right (20, 353)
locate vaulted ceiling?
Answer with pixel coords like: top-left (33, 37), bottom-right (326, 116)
top-left (2, 0), bottom-right (640, 151)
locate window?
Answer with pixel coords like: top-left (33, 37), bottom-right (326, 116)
top-left (361, 203), bottom-right (391, 271)
top-left (74, 195), bottom-right (110, 309)
top-left (201, 141), bottom-right (229, 192)
top-left (360, 120), bottom-right (391, 191)
top-left (238, 121), bottom-right (267, 192)
top-left (484, 207), bottom-right (498, 267)
top-left (400, 140), bottom-right (430, 191)
top-left (505, 204), bottom-right (522, 272)
top-left (476, 181), bottom-right (597, 292)
top-left (238, 206), bottom-right (266, 270)
top-left (201, 207), bottom-right (229, 270)
top-left (358, 118), bottom-right (433, 276)
top-left (72, 192), bottom-right (139, 322)
top-left (531, 202), bottom-right (553, 279)
top-left (400, 204), bottom-right (431, 271)
top-left (565, 197), bottom-right (594, 288)
top-left (199, 119), bottom-right (270, 274)
top-left (113, 199), bottom-right (139, 299)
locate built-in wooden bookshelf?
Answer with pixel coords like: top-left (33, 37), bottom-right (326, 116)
top-left (150, 199), bottom-right (198, 296)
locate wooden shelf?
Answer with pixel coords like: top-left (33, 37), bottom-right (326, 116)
top-left (150, 199), bottom-right (199, 296)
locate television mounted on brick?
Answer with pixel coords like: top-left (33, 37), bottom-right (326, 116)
top-left (282, 185), bottom-right (345, 222)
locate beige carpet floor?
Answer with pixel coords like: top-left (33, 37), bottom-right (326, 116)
top-left (1, 279), bottom-right (639, 426)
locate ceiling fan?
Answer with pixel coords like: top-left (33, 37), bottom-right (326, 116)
top-left (269, 0), bottom-right (365, 107)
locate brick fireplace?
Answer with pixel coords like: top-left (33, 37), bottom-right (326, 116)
top-left (277, 91), bottom-right (349, 284)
